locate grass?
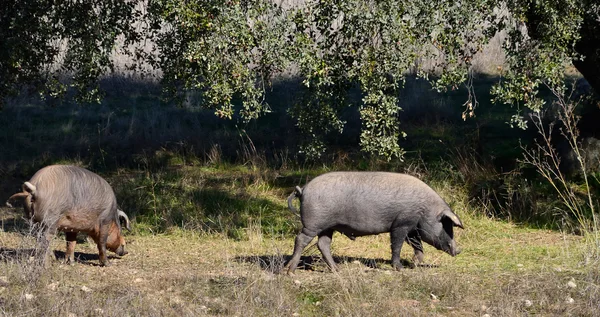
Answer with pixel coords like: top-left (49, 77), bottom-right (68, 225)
top-left (1, 162), bottom-right (599, 316)
top-left (0, 202), bottom-right (596, 316)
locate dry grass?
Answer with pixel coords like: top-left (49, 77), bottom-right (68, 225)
top-left (0, 200), bottom-right (598, 316)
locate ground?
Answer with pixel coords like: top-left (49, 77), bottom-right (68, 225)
top-left (0, 205), bottom-right (597, 317)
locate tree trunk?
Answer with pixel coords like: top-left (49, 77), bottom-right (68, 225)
top-left (572, 11), bottom-right (600, 95)
top-left (526, 5), bottom-right (600, 95)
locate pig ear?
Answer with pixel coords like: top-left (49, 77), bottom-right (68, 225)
top-left (439, 209), bottom-right (464, 229)
top-left (23, 182), bottom-right (36, 195)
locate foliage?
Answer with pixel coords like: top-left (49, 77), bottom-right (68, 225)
top-left (143, 0), bottom-right (291, 121)
top-left (492, 1), bottom-right (600, 127)
top-left (143, 0), bottom-right (499, 159)
top-left (1, 0), bottom-right (599, 159)
top-left (0, 0), bottom-right (140, 106)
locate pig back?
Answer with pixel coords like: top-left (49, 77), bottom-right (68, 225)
top-left (29, 165), bottom-right (118, 225)
top-left (299, 172), bottom-right (445, 234)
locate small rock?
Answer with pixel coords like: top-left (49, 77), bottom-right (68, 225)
top-left (315, 301), bottom-right (321, 306)
top-left (292, 313), bottom-right (300, 317)
top-left (567, 279), bottom-right (577, 288)
top-left (524, 300), bottom-right (533, 307)
top-left (352, 260), bottom-right (361, 265)
top-left (480, 305), bottom-right (488, 312)
top-left (482, 314), bottom-right (491, 317)
top-left (200, 305), bottom-right (208, 310)
top-left (24, 293), bottom-right (35, 300)
top-left (293, 280), bottom-right (301, 286)
top-left (171, 296), bottom-right (182, 304)
top-left (81, 286), bottom-right (92, 293)
top-left (134, 278), bottom-right (144, 283)
top-left (565, 297), bottom-right (574, 304)
top-left (47, 282), bottom-right (59, 291)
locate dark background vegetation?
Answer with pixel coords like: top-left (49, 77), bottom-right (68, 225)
top-left (3, 71), bottom-right (595, 236)
top-left (1, 0), bottom-right (599, 238)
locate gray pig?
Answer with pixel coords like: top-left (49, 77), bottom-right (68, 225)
top-left (285, 171), bottom-right (463, 273)
top-left (6, 165), bottom-right (131, 266)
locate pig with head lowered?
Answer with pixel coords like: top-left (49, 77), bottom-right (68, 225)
top-left (285, 171), bottom-right (463, 273)
top-left (6, 165), bottom-right (131, 266)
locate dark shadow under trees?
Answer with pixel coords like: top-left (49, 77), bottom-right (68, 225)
top-left (1, 73), bottom-right (597, 232)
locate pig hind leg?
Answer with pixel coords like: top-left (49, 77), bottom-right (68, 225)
top-left (317, 229), bottom-right (336, 272)
top-left (286, 229), bottom-right (315, 274)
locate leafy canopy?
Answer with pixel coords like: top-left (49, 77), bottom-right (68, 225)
top-left (1, 0), bottom-right (598, 159)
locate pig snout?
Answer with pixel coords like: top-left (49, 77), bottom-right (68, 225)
top-left (453, 246), bottom-right (462, 256)
top-left (441, 239), bottom-right (461, 256)
top-left (449, 241), bottom-right (461, 256)
top-left (115, 245), bottom-right (128, 256)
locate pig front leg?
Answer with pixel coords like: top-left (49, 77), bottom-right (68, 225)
top-left (34, 223), bottom-right (57, 267)
top-left (92, 225), bottom-right (111, 267)
top-left (65, 232), bottom-right (77, 265)
top-left (406, 230), bottom-right (424, 267)
top-left (390, 226), bottom-right (410, 270)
